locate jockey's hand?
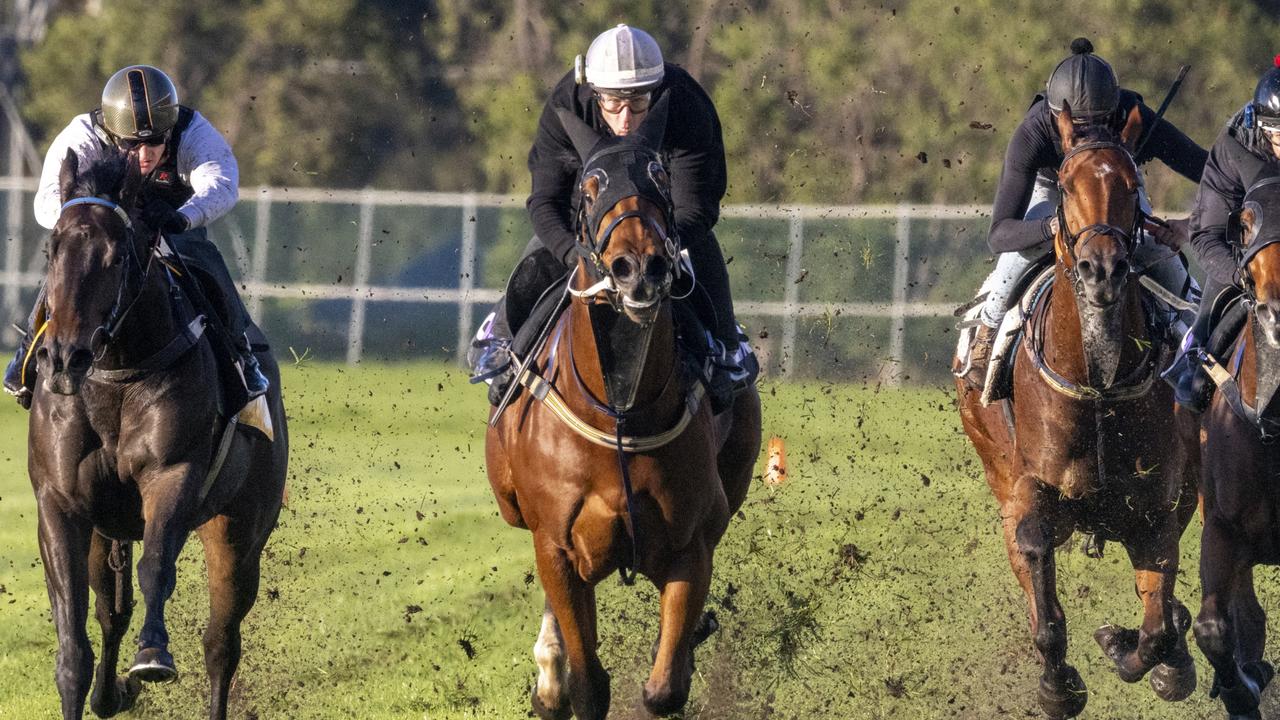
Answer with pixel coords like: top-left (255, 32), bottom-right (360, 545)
top-left (141, 198), bottom-right (189, 235)
top-left (1146, 216), bottom-right (1189, 250)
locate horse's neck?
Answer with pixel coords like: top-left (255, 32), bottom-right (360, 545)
top-left (566, 299), bottom-right (678, 415)
top-left (1047, 263), bottom-right (1144, 388)
top-left (95, 267), bottom-right (180, 371)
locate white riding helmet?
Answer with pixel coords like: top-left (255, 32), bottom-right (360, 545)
top-left (580, 24), bottom-right (664, 95)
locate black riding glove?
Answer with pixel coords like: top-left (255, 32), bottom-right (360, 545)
top-left (142, 198), bottom-right (189, 235)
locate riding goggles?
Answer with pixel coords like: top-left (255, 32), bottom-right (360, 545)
top-left (596, 92), bottom-right (651, 114)
top-left (115, 131), bottom-right (169, 150)
top-left (1258, 115), bottom-right (1280, 136)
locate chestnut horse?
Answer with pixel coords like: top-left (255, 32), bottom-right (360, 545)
top-left (956, 104), bottom-right (1199, 718)
top-left (1195, 179), bottom-right (1280, 720)
top-left (28, 149), bottom-right (287, 720)
top-left (485, 102), bottom-right (761, 720)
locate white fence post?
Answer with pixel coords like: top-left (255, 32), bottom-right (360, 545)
top-left (346, 193), bottom-right (375, 365)
top-left (883, 204), bottom-right (912, 387)
top-left (455, 193), bottom-right (478, 363)
top-left (3, 132), bottom-right (23, 345)
top-left (779, 211), bottom-right (804, 378)
top-left (247, 187), bottom-right (272, 321)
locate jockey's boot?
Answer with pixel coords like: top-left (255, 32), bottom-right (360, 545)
top-left (707, 326), bottom-right (758, 415)
top-left (467, 312), bottom-right (515, 406)
top-left (1173, 348), bottom-right (1212, 413)
top-left (963, 324), bottom-right (999, 390)
top-left (3, 338), bottom-right (32, 410)
top-left (237, 333), bottom-right (269, 400)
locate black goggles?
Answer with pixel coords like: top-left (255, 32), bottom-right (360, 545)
top-left (115, 132), bottom-right (169, 150)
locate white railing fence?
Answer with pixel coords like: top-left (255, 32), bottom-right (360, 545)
top-left (0, 177), bottom-right (996, 385)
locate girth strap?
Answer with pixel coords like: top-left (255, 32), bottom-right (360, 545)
top-left (89, 315), bottom-right (206, 383)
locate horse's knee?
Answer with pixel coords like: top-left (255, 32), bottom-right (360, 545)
top-left (1194, 610), bottom-right (1231, 661)
top-left (643, 673), bottom-right (691, 717)
top-left (54, 635), bottom-right (94, 694)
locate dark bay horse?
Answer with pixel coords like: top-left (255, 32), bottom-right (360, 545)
top-left (485, 102), bottom-right (761, 720)
top-left (956, 104), bottom-right (1199, 718)
top-left (29, 149), bottom-right (287, 720)
top-left (1195, 180), bottom-right (1280, 720)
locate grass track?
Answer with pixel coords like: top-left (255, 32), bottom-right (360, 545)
top-left (1, 361), bottom-right (1278, 718)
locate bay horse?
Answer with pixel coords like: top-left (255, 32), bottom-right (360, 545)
top-left (485, 99), bottom-right (761, 720)
top-left (1195, 178), bottom-right (1280, 720)
top-left (956, 103), bottom-right (1199, 718)
top-left (28, 148), bottom-right (287, 720)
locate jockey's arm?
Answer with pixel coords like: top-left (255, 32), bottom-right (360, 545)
top-left (1135, 104), bottom-right (1207, 184)
top-left (33, 115), bottom-right (109, 230)
top-left (665, 92), bottom-right (726, 247)
top-left (526, 99), bottom-right (582, 267)
top-left (987, 115), bottom-right (1056, 254)
top-left (1189, 129), bottom-right (1248, 287)
top-left (172, 112), bottom-right (239, 229)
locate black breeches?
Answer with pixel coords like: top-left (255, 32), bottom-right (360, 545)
top-left (168, 228), bottom-right (251, 339)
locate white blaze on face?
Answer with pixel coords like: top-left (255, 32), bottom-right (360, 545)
top-left (533, 608), bottom-right (568, 711)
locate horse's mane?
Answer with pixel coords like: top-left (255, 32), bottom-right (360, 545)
top-left (65, 152), bottom-right (129, 201)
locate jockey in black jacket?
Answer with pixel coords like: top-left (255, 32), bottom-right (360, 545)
top-left (469, 24), bottom-right (753, 412)
top-left (962, 38), bottom-right (1206, 389)
top-left (1173, 57), bottom-right (1280, 410)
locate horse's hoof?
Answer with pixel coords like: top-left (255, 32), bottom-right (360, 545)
top-left (692, 610), bottom-right (719, 648)
top-left (1149, 657), bottom-right (1196, 702)
top-left (1093, 624), bottom-right (1143, 683)
top-left (642, 682), bottom-right (690, 717)
top-left (90, 674), bottom-right (143, 717)
top-left (1037, 666), bottom-right (1087, 719)
top-left (129, 646), bottom-right (177, 683)
top-left (530, 685), bottom-right (572, 720)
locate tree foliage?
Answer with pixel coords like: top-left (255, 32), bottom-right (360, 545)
top-left (19, 0), bottom-right (1280, 209)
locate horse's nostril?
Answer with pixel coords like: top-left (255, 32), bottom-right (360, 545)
top-left (611, 256), bottom-right (637, 281)
top-left (67, 348), bottom-right (93, 371)
top-left (645, 255), bottom-right (669, 280)
top-left (1076, 259), bottom-right (1093, 278)
top-left (1112, 260), bottom-right (1130, 279)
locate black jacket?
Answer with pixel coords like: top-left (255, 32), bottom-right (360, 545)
top-left (1189, 106), bottom-right (1280, 285)
top-left (987, 90), bottom-right (1206, 254)
top-left (526, 64), bottom-right (727, 265)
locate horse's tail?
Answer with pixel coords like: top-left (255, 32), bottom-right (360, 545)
top-left (765, 436), bottom-right (788, 486)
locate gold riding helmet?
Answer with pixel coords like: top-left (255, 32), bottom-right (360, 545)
top-left (99, 65), bottom-right (180, 143)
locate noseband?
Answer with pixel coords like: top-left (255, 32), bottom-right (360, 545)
top-left (1056, 141), bottom-right (1144, 292)
top-left (56, 197), bottom-right (155, 362)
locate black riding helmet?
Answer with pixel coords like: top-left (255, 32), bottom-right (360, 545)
top-left (1248, 55), bottom-right (1280, 130)
top-left (1045, 38), bottom-right (1119, 119)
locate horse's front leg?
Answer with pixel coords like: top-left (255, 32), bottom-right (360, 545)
top-left (643, 535), bottom-right (714, 716)
top-left (35, 493), bottom-right (95, 719)
top-left (1195, 517), bottom-right (1272, 720)
top-left (533, 535), bottom-right (609, 720)
top-left (1009, 475), bottom-right (1086, 719)
top-left (129, 463), bottom-right (200, 683)
top-left (88, 532), bottom-right (141, 717)
top-left (1094, 537), bottom-right (1196, 700)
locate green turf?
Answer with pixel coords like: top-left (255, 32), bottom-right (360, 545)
top-left (0, 362), bottom-right (1276, 718)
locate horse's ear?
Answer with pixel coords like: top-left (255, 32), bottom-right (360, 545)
top-left (1119, 104), bottom-right (1144, 152)
top-left (581, 173), bottom-right (601, 206)
top-left (1055, 100), bottom-right (1075, 153)
top-left (119, 150), bottom-right (143, 209)
top-left (633, 92), bottom-right (669, 150)
top-left (58, 148), bottom-right (79, 202)
top-left (1240, 206), bottom-right (1258, 245)
top-left (556, 107), bottom-right (600, 163)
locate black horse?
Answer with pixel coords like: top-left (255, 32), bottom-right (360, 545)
top-left (28, 148), bottom-right (288, 720)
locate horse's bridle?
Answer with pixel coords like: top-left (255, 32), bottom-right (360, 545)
top-left (56, 196), bottom-right (157, 363)
top-left (1235, 177), bottom-right (1280, 308)
top-left (569, 147), bottom-right (680, 309)
top-left (1055, 140), bottom-right (1145, 292)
